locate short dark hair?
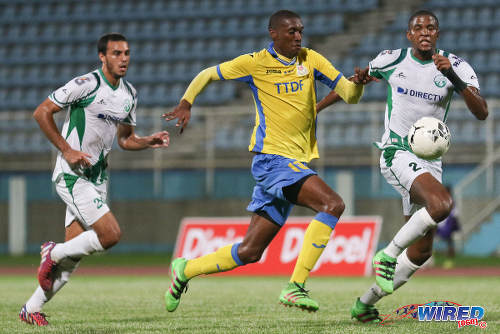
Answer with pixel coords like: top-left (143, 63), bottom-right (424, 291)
top-left (97, 33), bottom-right (127, 54)
top-left (268, 10), bottom-right (301, 30)
top-left (408, 10), bottom-right (439, 29)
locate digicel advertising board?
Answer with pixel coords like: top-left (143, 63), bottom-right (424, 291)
top-left (173, 216), bottom-right (382, 276)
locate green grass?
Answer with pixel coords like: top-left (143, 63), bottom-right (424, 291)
top-left (1, 253), bottom-right (500, 268)
top-left (1, 275), bottom-right (499, 333)
top-left (0, 253), bottom-right (172, 267)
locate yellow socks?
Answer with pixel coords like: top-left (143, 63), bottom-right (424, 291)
top-left (183, 243), bottom-right (244, 279)
top-left (290, 213), bottom-right (338, 283)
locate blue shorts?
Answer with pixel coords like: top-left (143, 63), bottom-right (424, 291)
top-left (246, 154), bottom-right (317, 226)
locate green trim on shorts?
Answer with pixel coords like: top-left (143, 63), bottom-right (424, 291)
top-left (63, 174), bottom-right (88, 225)
top-left (389, 167), bottom-right (408, 192)
top-left (63, 173), bottom-right (79, 195)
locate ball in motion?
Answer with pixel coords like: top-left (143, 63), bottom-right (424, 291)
top-left (408, 117), bottom-right (451, 160)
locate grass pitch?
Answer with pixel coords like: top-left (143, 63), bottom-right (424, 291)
top-left (1, 274), bottom-right (499, 334)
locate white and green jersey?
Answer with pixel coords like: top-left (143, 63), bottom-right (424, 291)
top-left (49, 69), bottom-right (137, 185)
top-left (369, 48), bottom-right (479, 152)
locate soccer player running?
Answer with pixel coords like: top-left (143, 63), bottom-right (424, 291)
top-left (316, 10), bottom-right (488, 322)
top-left (162, 9), bottom-right (372, 313)
top-left (19, 33), bottom-right (170, 326)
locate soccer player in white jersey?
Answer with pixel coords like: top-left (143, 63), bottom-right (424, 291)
top-left (19, 33), bottom-right (170, 326)
top-left (316, 10), bottom-right (488, 322)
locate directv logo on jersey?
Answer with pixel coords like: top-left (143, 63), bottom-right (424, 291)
top-left (418, 304), bottom-right (487, 329)
top-left (397, 86), bottom-right (443, 101)
top-left (97, 113), bottom-right (126, 123)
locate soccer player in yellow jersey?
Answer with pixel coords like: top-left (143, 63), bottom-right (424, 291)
top-left (163, 10), bottom-right (371, 313)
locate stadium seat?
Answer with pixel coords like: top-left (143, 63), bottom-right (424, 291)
top-left (442, 8), bottom-right (460, 29)
top-left (387, 12), bottom-right (409, 32)
top-left (481, 74), bottom-right (499, 97)
top-left (439, 31), bottom-right (457, 51)
top-left (491, 30), bottom-right (500, 50)
top-left (494, 7), bottom-right (500, 27)
top-left (476, 7), bottom-right (493, 28)
top-left (488, 51), bottom-right (500, 73)
top-left (470, 52), bottom-right (487, 73)
top-left (457, 30), bottom-right (474, 51)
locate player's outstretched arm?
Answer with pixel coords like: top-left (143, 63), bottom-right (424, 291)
top-left (316, 67), bottom-right (378, 113)
top-left (353, 66), bottom-right (379, 85)
top-left (433, 54), bottom-right (488, 120)
top-left (163, 66), bottom-right (220, 133)
top-left (33, 98), bottom-right (91, 168)
top-left (117, 124), bottom-right (169, 150)
top-left (163, 99), bottom-right (192, 134)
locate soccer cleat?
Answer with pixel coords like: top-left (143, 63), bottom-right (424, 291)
top-left (372, 250), bottom-right (397, 294)
top-left (19, 305), bottom-right (49, 326)
top-left (165, 258), bottom-right (189, 312)
top-left (350, 297), bottom-right (382, 323)
top-left (279, 282), bottom-right (319, 312)
top-left (37, 241), bottom-right (57, 291)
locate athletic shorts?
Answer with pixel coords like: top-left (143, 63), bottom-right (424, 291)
top-left (54, 174), bottom-right (110, 229)
top-left (247, 154), bottom-right (317, 226)
top-left (380, 149), bottom-right (442, 216)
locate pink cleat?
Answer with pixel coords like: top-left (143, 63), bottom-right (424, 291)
top-left (37, 241), bottom-right (57, 291)
top-left (19, 305), bottom-right (49, 326)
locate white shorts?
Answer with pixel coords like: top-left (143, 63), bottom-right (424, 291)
top-left (54, 175), bottom-right (110, 229)
top-left (380, 150), bottom-right (442, 216)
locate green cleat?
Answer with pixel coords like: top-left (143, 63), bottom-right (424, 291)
top-left (165, 258), bottom-right (189, 312)
top-left (351, 297), bottom-right (382, 323)
top-left (372, 250), bottom-right (396, 294)
top-left (279, 282), bottom-right (319, 312)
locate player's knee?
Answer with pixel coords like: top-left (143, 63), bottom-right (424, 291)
top-left (321, 197), bottom-right (345, 217)
top-left (99, 228), bottom-right (121, 249)
top-left (237, 244), bottom-right (263, 264)
top-left (426, 193), bottom-right (453, 222)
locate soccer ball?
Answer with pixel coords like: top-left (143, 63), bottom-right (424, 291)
top-left (408, 117), bottom-right (451, 160)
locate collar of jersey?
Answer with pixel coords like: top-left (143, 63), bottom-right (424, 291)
top-left (267, 42), bottom-right (297, 66)
top-left (409, 48), bottom-right (434, 65)
top-left (98, 68), bottom-right (120, 90)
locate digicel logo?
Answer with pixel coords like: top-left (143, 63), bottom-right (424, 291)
top-left (280, 228), bottom-right (373, 268)
top-left (181, 228), bottom-right (243, 259)
top-left (174, 217), bottom-right (381, 276)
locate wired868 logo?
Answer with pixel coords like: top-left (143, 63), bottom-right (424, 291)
top-left (380, 301), bottom-right (487, 329)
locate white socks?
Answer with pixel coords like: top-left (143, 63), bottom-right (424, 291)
top-left (384, 208), bottom-right (437, 258)
top-left (50, 230), bottom-right (104, 263)
top-left (25, 230), bottom-right (105, 313)
top-left (25, 257), bottom-right (80, 313)
top-left (360, 209), bottom-right (435, 305)
top-left (360, 249), bottom-right (420, 305)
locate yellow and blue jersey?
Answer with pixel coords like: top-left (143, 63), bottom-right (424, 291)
top-left (182, 42), bottom-right (363, 162)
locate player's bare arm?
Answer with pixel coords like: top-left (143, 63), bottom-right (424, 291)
top-left (432, 54), bottom-right (488, 120)
top-left (117, 124), bottom-right (169, 150)
top-left (33, 98), bottom-right (91, 168)
top-left (316, 91), bottom-right (342, 113)
top-left (163, 99), bottom-right (192, 134)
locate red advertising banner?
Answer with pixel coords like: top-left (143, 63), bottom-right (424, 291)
top-left (173, 216), bottom-right (382, 276)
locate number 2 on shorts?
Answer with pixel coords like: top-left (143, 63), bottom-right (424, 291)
top-left (409, 162), bottom-right (422, 172)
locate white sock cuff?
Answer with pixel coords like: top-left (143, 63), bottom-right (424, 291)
top-left (398, 249), bottom-right (420, 271)
top-left (417, 208), bottom-right (437, 229)
top-left (88, 230), bottom-right (105, 252)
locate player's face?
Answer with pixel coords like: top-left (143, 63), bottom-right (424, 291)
top-left (99, 41), bottom-right (130, 78)
top-left (270, 17), bottom-right (304, 58)
top-left (407, 15), bottom-right (439, 54)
